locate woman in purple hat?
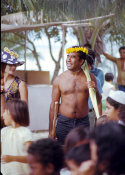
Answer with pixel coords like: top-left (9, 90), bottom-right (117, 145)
top-left (1, 47), bottom-right (28, 103)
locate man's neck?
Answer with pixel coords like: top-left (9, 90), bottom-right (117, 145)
top-left (69, 68), bottom-right (82, 75)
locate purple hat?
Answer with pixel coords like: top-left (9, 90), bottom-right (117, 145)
top-left (1, 47), bottom-right (25, 66)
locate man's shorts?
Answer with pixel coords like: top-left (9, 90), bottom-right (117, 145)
top-left (56, 114), bottom-right (90, 145)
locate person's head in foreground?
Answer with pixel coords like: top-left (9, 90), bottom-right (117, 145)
top-left (90, 122), bottom-right (125, 175)
top-left (119, 46), bottom-right (125, 59)
top-left (64, 126), bottom-right (89, 154)
top-left (65, 143), bottom-right (91, 175)
top-left (96, 115), bottom-right (109, 126)
top-left (3, 99), bottom-right (29, 127)
top-left (66, 46), bottom-right (88, 71)
top-left (27, 138), bottom-right (64, 175)
top-left (1, 47), bottom-right (24, 76)
top-left (105, 90), bottom-right (125, 122)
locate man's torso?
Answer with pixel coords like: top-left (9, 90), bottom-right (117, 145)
top-left (58, 70), bottom-right (90, 118)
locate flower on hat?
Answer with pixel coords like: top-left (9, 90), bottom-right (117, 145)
top-left (4, 47), bottom-right (19, 58)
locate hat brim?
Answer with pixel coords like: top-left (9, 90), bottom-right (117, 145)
top-left (1, 60), bottom-right (25, 66)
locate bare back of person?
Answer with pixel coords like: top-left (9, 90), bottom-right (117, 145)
top-left (58, 70), bottom-right (89, 118)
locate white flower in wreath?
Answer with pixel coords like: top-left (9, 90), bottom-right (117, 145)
top-left (3, 54), bottom-right (7, 59)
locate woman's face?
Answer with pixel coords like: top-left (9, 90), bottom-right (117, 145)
top-left (105, 101), bottom-right (119, 121)
top-left (4, 64), bottom-right (17, 75)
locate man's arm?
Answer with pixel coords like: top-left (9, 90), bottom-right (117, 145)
top-left (49, 77), bottom-right (61, 138)
top-left (103, 52), bottom-right (117, 63)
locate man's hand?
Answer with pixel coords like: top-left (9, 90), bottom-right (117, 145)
top-left (86, 81), bottom-right (97, 92)
top-left (48, 133), bottom-right (58, 141)
top-left (1, 155), bottom-right (13, 163)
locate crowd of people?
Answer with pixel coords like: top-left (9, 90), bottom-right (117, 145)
top-left (1, 45), bottom-right (125, 175)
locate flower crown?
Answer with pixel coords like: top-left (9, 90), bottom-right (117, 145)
top-left (66, 47), bottom-right (88, 55)
top-left (4, 47), bottom-right (19, 58)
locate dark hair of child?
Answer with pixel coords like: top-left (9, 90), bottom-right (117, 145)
top-left (28, 138), bottom-right (64, 172)
top-left (5, 99), bottom-right (30, 126)
top-left (105, 73), bottom-right (114, 82)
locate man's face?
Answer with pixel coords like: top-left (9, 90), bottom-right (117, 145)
top-left (27, 154), bottom-right (49, 175)
top-left (66, 52), bottom-right (84, 71)
top-left (120, 49), bottom-right (125, 59)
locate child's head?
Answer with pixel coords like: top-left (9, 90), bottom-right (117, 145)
top-left (27, 138), bottom-right (64, 175)
top-left (105, 73), bottom-right (114, 82)
top-left (3, 99), bottom-right (29, 126)
top-left (105, 90), bottom-right (125, 122)
top-left (96, 115), bottom-right (109, 126)
top-left (66, 143), bottom-right (90, 171)
top-left (64, 126), bottom-right (89, 154)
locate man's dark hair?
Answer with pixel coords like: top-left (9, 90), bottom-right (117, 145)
top-left (84, 43), bottom-right (92, 49)
top-left (105, 73), bottom-right (114, 81)
top-left (90, 122), bottom-right (125, 175)
top-left (107, 97), bottom-right (122, 110)
top-left (86, 48), bottom-right (96, 66)
top-left (71, 46), bottom-right (87, 60)
top-left (66, 143), bottom-right (90, 166)
top-left (119, 46), bottom-right (125, 52)
top-left (28, 138), bottom-right (64, 172)
top-left (5, 99), bottom-right (29, 126)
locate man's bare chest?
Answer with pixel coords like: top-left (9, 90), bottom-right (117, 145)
top-left (60, 78), bottom-right (88, 94)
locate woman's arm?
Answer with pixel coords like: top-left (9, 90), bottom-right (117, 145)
top-left (19, 81), bottom-right (28, 104)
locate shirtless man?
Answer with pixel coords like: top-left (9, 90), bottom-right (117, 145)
top-left (49, 46), bottom-right (102, 145)
top-left (103, 46), bottom-right (125, 92)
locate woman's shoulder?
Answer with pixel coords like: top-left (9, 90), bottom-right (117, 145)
top-left (15, 76), bottom-right (24, 83)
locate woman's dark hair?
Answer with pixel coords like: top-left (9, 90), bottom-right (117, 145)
top-left (1, 63), bottom-right (7, 75)
top-left (105, 73), bottom-right (114, 81)
top-left (119, 46), bottom-right (125, 53)
top-left (5, 99), bottom-right (29, 126)
top-left (118, 105), bottom-right (125, 123)
top-left (72, 46), bottom-right (87, 60)
top-left (64, 126), bottom-right (89, 154)
top-left (107, 97), bottom-right (122, 109)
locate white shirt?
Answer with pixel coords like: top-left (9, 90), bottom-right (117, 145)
top-left (1, 126), bottom-right (33, 175)
top-left (102, 81), bottom-right (116, 100)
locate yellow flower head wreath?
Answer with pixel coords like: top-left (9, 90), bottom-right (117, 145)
top-left (66, 47), bottom-right (88, 55)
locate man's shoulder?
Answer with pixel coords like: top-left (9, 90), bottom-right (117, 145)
top-left (53, 71), bottom-right (68, 83)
